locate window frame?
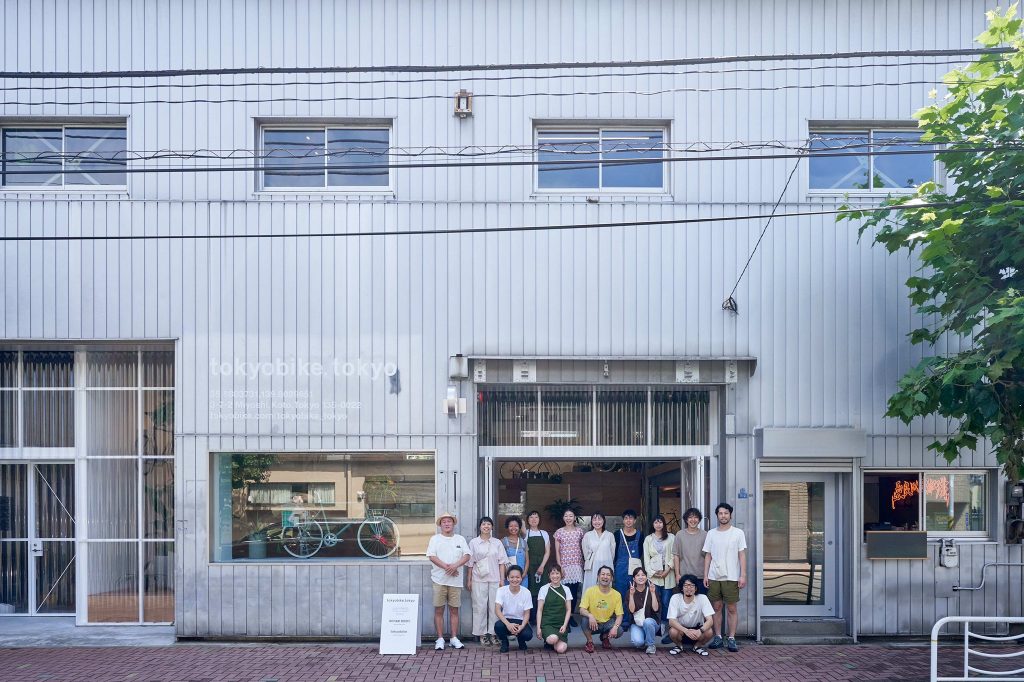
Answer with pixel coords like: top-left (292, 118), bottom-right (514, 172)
top-left (533, 124), bottom-right (670, 195)
top-left (862, 469), bottom-right (991, 540)
top-left (806, 123), bottom-right (938, 196)
top-left (209, 449), bottom-right (438, 564)
top-left (0, 122), bottom-right (130, 192)
top-left (256, 122), bottom-right (394, 194)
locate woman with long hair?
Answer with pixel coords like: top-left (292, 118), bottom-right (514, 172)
top-left (625, 566), bottom-right (661, 654)
top-left (552, 508), bottom-right (585, 623)
top-left (581, 511), bottom-right (615, 593)
top-left (643, 513), bottom-right (676, 642)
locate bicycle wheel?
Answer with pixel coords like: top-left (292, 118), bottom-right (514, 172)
top-left (282, 521), bottom-right (324, 559)
top-left (357, 516), bottom-right (400, 558)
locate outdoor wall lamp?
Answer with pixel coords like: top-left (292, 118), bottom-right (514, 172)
top-left (454, 89), bottom-right (473, 118)
top-left (442, 384), bottom-right (467, 416)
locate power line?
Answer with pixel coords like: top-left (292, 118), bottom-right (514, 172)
top-left (0, 201), bottom-right (989, 243)
top-left (726, 155), bottom-right (805, 311)
top-left (1, 78), bottom-right (972, 106)
top-left (0, 137), bottom-right (942, 164)
top-left (0, 47), bottom-right (1010, 79)
top-left (0, 55), bottom-right (1003, 92)
top-left (3, 143), bottom-right (1021, 176)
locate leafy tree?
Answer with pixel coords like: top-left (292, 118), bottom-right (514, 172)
top-left (840, 5), bottom-right (1024, 480)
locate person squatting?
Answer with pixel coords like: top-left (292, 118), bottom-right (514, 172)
top-left (427, 503), bottom-right (747, 655)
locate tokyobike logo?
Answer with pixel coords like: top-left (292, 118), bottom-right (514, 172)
top-left (210, 356), bottom-right (398, 380)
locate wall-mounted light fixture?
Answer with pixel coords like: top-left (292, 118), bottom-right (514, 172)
top-left (442, 384), bottom-right (468, 417)
top-left (454, 89), bottom-right (473, 118)
top-left (449, 353), bottom-right (470, 379)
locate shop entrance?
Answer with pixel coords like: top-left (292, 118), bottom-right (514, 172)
top-left (492, 458), bottom-right (706, 534)
top-left (760, 473), bottom-right (840, 617)
top-left (0, 462), bottom-right (76, 615)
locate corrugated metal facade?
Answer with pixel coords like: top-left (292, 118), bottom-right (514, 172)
top-left (1, 0), bottom-right (1020, 638)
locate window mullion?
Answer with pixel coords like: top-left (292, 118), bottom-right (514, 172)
top-left (323, 126), bottom-right (330, 189)
top-left (597, 129), bottom-right (604, 190)
top-left (61, 125), bottom-right (67, 187)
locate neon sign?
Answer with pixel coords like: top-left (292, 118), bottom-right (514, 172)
top-left (924, 477), bottom-right (950, 505)
top-left (891, 480), bottom-right (920, 509)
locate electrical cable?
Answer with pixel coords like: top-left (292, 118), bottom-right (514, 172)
top-left (0, 55), bottom-right (1005, 92)
top-left (0, 137), bottom-right (944, 164)
top-left (726, 155), bottom-right (805, 309)
top-left (2, 143), bottom-right (1021, 176)
top-left (0, 47), bottom-right (1011, 79)
top-left (0, 79), bottom-right (988, 106)
top-left (0, 200), bottom-right (993, 242)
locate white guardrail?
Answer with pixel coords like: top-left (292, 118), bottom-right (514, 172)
top-left (930, 616), bottom-right (1024, 682)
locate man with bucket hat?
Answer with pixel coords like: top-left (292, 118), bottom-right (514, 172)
top-left (426, 511), bottom-right (470, 650)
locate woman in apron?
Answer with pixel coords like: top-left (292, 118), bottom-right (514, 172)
top-left (536, 563), bottom-right (572, 653)
top-left (525, 510), bottom-right (550, 624)
top-left (503, 516), bottom-right (529, 586)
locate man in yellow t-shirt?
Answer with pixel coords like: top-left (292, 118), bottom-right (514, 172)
top-left (578, 565), bottom-right (625, 653)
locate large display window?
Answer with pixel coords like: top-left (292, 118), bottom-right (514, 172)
top-left (212, 452), bottom-right (435, 562)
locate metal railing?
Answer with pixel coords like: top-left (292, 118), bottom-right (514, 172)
top-left (930, 616), bottom-right (1024, 682)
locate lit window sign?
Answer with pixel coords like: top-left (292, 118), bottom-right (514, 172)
top-left (925, 476), bottom-right (950, 504)
top-left (891, 479), bottom-right (920, 509)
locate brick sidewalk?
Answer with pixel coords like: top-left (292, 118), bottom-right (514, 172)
top-left (0, 642), bottom-right (986, 682)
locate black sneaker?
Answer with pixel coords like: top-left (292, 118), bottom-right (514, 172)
top-left (518, 640), bottom-right (528, 651)
top-left (707, 635), bottom-right (724, 650)
top-left (726, 637), bottom-right (739, 652)
top-left (499, 640), bottom-right (510, 653)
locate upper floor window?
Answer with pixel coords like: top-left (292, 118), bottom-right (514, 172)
top-left (1, 125), bottom-right (127, 187)
top-left (260, 125), bottom-right (390, 190)
top-left (536, 127), bottom-right (666, 191)
top-left (808, 127), bottom-right (934, 192)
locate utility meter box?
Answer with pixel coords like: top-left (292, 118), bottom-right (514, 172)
top-left (939, 539), bottom-right (959, 569)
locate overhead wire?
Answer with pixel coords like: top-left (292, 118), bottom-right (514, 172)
top-left (2, 143), bottom-right (1021, 176)
top-left (0, 200), bottom-right (997, 242)
top-left (0, 78), bottom-right (993, 107)
top-left (0, 55), bottom-right (1008, 93)
top-left (0, 46), bottom-right (1011, 79)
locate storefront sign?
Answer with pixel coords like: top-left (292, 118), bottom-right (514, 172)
top-left (379, 593), bottom-right (420, 655)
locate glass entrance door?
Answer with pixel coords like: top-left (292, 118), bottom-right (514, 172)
top-left (760, 473), bottom-right (837, 617)
top-left (0, 462), bottom-right (76, 615)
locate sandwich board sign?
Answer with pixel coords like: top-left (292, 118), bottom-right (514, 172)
top-left (379, 593), bottom-right (420, 655)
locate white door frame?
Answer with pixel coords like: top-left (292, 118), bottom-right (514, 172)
top-left (759, 472), bottom-right (839, 618)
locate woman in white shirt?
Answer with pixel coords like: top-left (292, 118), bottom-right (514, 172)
top-left (643, 514), bottom-right (676, 642)
top-left (581, 511), bottom-right (616, 593)
top-left (466, 516), bottom-right (508, 646)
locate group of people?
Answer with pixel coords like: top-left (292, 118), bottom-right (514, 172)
top-left (425, 503), bottom-right (747, 656)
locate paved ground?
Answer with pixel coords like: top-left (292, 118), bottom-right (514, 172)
top-left (0, 641), bottom-right (1002, 682)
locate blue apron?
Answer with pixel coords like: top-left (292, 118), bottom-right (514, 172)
top-left (504, 536), bottom-right (529, 587)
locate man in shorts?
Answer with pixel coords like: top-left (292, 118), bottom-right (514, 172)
top-left (702, 502), bottom-right (747, 652)
top-left (666, 574), bottom-right (715, 656)
top-left (426, 511), bottom-right (470, 650)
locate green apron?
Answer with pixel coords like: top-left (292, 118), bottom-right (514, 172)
top-left (527, 531), bottom-right (548, 617)
top-left (539, 584), bottom-right (570, 641)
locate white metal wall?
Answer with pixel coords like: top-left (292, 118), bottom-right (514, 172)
top-left (1, 0), bottom-right (1019, 637)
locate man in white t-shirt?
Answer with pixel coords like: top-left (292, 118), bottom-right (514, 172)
top-left (666, 574), bottom-right (715, 655)
top-left (426, 512), bottom-right (471, 650)
top-left (493, 566), bottom-right (534, 653)
top-left (702, 502), bottom-right (747, 652)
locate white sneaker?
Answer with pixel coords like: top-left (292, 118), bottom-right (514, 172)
top-left (435, 637), bottom-right (445, 650)
top-left (449, 636), bottom-right (464, 650)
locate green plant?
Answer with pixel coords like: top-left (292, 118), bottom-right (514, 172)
top-left (545, 497), bottom-right (583, 522)
top-left (838, 5), bottom-right (1024, 480)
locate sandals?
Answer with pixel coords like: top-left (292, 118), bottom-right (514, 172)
top-left (668, 646), bottom-right (683, 655)
top-left (584, 641), bottom-right (595, 654)
top-left (692, 646), bottom-right (710, 656)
